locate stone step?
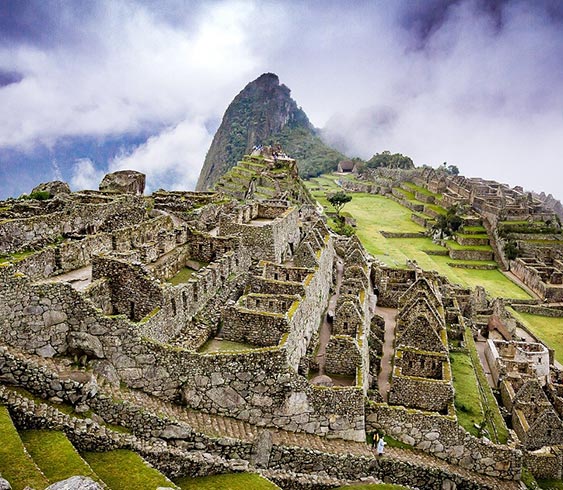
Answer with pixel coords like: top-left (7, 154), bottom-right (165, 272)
top-left (20, 429), bottom-right (105, 487)
top-left (0, 405), bottom-right (50, 490)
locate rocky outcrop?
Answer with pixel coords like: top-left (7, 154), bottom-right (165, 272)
top-left (99, 170), bottom-right (145, 195)
top-left (46, 477), bottom-right (104, 490)
top-left (31, 180), bottom-right (71, 197)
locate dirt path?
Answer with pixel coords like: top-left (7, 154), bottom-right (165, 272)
top-left (36, 265), bottom-right (92, 291)
top-left (315, 258), bottom-right (344, 375)
top-left (376, 306), bottom-right (397, 402)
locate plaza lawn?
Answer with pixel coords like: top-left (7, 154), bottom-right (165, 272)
top-left (175, 473), bottom-right (281, 490)
top-left (508, 309), bottom-right (563, 365)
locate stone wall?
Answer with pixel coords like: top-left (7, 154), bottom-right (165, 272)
top-left (0, 258), bottom-right (364, 440)
top-left (525, 448), bottom-right (563, 480)
top-left (366, 402), bottom-right (522, 480)
top-left (324, 336), bottom-right (361, 377)
top-left (0, 195), bottom-right (146, 254)
top-left (92, 256), bottom-right (163, 321)
top-left (219, 206), bottom-right (300, 262)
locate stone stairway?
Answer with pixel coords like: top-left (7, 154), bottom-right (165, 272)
top-left (1, 344), bottom-right (524, 489)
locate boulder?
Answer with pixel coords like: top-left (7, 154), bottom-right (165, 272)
top-left (31, 180), bottom-right (71, 197)
top-left (99, 170), bottom-right (145, 195)
top-left (67, 332), bottom-right (104, 359)
top-left (46, 476), bottom-right (103, 490)
top-left (0, 476), bottom-right (11, 490)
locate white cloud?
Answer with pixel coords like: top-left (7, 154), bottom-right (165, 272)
top-left (110, 119), bottom-right (212, 192)
top-left (0, 1), bottom-right (264, 148)
top-left (70, 158), bottom-right (105, 191)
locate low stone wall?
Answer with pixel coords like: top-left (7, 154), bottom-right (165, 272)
top-left (366, 402), bottom-right (522, 480)
top-left (388, 375), bottom-right (453, 412)
top-left (511, 304), bottom-right (563, 318)
top-left (448, 248), bottom-right (494, 261)
top-left (524, 448), bottom-right (562, 480)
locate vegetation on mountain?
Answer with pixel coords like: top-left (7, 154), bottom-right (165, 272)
top-left (364, 151), bottom-right (414, 170)
top-left (196, 73), bottom-right (347, 190)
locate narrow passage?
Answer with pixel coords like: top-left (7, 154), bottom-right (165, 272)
top-left (376, 306), bottom-right (397, 402)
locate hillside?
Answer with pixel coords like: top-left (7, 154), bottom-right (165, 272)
top-left (196, 73), bottom-right (345, 191)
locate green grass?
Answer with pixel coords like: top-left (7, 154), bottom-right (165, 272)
top-left (0, 406), bottom-right (49, 490)
top-left (317, 191), bottom-right (530, 299)
top-left (450, 352), bottom-right (484, 437)
top-left (508, 309), bottom-right (563, 365)
top-left (168, 267), bottom-right (197, 285)
top-left (446, 241), bottom-right (492, 251)
top-left (175, 472), bottom-right (281, 490)
top-left (538, 478), bottom-right (563, 489)
top-left (463, 225), bottom-right (486, 233)
top-left (463, 328), bottom-right (509, 443)
top-left (20, 430), bottom-right (98, 483)
top-left (82, 450), bottom-right (175, 490)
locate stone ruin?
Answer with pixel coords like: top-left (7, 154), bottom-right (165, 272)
top-left (1, 156), bottom-right (562, 487)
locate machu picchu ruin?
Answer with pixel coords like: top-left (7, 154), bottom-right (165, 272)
top-left (1, 139), bottom-right (563, 490)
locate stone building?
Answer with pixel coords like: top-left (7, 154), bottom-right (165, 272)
top-left (388, 278), bottom-right (454, 412)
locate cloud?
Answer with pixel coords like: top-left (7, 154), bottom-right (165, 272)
top-left (70, 158), bottom-right (105, 191)
top-left (0, 0), bottom-right (264, 148)
top-left (1, 0), bottom-right (562, 201)
top-left (110, 119), bottom-right (212, 192)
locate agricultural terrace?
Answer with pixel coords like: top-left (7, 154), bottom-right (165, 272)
top-left (306, 177), bottom-right (530, 300)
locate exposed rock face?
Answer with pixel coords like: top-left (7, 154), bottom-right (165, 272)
top-left (99, 170), bottom-right (145, 195)
top-left (46, 476), bottom-right (104, 490)
top-left (0, 476), bottom-right (11, 490)
top-left (31, 180), bottom-right (71, 197)
top-left (197, 73), bottom-right (312, 191)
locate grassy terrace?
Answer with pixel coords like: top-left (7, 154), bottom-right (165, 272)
top-left (508, 309), bottom-right (563, 365)
top-left (450, 351), bottom-right (484, 437)
top-left (20, 430), bottom-right (99, 484)
top-left (175, 473), bottom-right (281, 490)
top-left (83, 450), bottom-right (175, 490)
top-left (0, 406), bottom-right (49, 490)
top-left (403, 181), bottom-right (442, 200)
top-left (305, 178), bottom-right (530, 299)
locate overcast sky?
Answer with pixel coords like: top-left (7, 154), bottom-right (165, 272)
top-left (1, 0), bottom-right (562, 200)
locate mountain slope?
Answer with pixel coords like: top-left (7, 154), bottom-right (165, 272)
top-left (196, 73), bottom-right (345, 191)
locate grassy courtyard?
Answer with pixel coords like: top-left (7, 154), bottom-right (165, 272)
top-left (450, 351), bottom-right (484, 437)
top-left (175, 472), bottom-right (281, 489)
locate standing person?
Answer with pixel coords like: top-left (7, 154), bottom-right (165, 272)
top-left (370, 431), bottom-right (379, 451)
top-left (377, 434), bottom-right (386, 457)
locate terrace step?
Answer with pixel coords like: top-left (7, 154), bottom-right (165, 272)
top-left (0, 405), bottom-right (49, 490)
top-left (20, 429), bottom-right (104, 487)
top-left (82, 449), bottom-right (179, 490)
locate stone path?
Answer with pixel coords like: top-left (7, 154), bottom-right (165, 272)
top-left (314, 258), bottom-right (344, 377)
top-left (376, 306), bottom-right (397, 402)
top-left (36, 265), bottom-right (92, 291)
